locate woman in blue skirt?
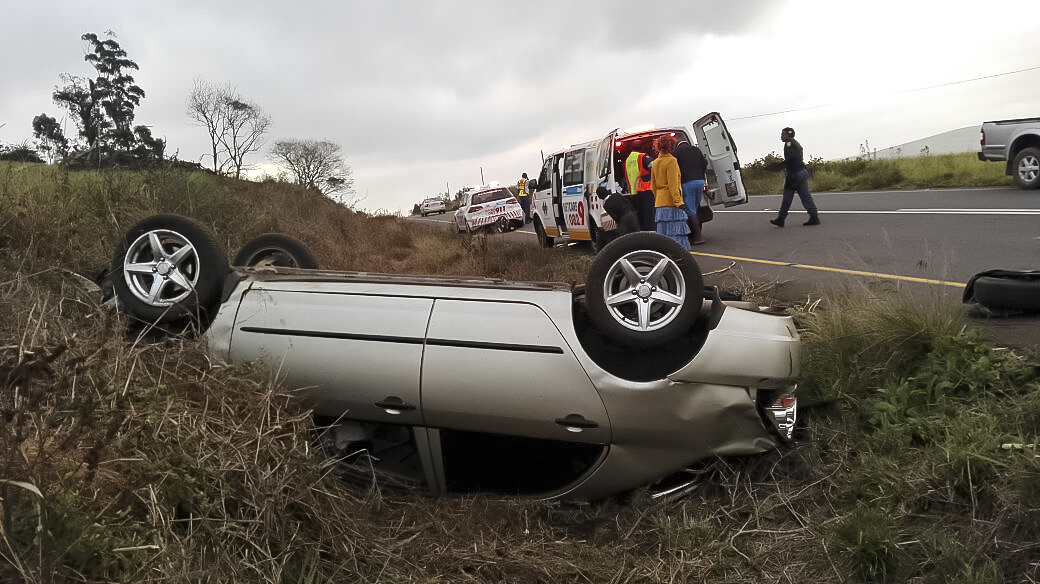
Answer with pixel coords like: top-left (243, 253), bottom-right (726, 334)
top-left (649, 134), bottom-right (690, 251)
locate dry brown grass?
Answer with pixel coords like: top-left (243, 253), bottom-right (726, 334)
top-left (3, 163), bottom-right (1039, 583)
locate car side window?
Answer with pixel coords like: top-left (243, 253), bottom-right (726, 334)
top-left (538, 158), bottom-right (553, 188)
top-left (562, 150), bottom-right (584, 186)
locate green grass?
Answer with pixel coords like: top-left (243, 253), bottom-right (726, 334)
top-left (2, 160), bottom-right (1039, 582)
top-left (741, 152), bottom-right (1012, 195)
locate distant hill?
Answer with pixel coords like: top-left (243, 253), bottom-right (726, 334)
top-left (863, 126), bottom-right (980, 159)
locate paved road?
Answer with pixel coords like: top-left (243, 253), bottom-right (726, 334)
top-left (414, 187), bottom-right (1040, 349)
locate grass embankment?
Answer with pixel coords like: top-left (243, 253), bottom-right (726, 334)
top-left (741, 152), bottom-right (1011, 195)
top-left (2, 160), bottom-right (1038, 583)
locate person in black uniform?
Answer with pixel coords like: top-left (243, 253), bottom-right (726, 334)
top-left (675, 140), bottom-right (708, 244)
top-left (769, 127), bottom-right (820, 227)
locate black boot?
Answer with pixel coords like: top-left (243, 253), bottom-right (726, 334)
top-left (769, 217), bottom-right (785, 228)
top-left (803, 215), bottom-right (820, 226)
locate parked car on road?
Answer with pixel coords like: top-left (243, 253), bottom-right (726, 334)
top-left (420, 197), bottom-right (447, 216)
top-left (978, 117), bottom-right (1040, 189)
top-left (106, 216), bottom-right (800, 501)
top-left (452, 185), bottom-right (524, 233)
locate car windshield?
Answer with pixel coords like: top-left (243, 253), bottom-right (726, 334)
top-left (472, 189), bottom-right (511, 205)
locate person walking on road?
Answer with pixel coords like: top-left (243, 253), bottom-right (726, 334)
top-left (769, 127), bottom-right (820, 227)
top-left (650, 134), bottom-right (690, 250)
top-left (675, 140), bottom-right (707, 244)
top-left (516, 172), bottom-right (532, 224)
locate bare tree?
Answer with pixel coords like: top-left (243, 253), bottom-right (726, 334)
top-left (269, 139), bottom-right (358, 206)
top-left (187, 80), bottom-right (270, 178)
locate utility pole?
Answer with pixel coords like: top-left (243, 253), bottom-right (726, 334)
top-left (480, 166), bottom-right (484, 185)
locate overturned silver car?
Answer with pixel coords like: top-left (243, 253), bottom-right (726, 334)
top-left (109, 215), bottom-right (800, 501)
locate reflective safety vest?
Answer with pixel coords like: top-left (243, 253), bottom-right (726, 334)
top-left (625, 152), bottom-right (651, 194)
top-left (517, 177), bottom-right (528, 197)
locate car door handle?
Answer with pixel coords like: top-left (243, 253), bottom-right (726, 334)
top-left (555, 414), bottom-right (599, 431)
top-left (375, 396), bottom-right (416, 414)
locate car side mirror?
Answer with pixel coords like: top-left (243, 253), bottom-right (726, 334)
top-left (527, 179), bottom-right (538, 192)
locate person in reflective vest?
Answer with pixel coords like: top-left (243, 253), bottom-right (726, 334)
top-left (516, 172), bottom-right (531, 224)
top-left (624, 151), bottom-right (655, 231)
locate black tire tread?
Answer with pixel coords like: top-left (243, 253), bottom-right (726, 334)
top-left (973, 275), bottom-right (1040, 312)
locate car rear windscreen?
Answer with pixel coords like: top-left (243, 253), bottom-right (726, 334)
top-left (472, 189), bottom-right (511, 205)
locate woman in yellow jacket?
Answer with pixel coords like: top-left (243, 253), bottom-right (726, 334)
top-left (649, 134), bottom-right (691, 251)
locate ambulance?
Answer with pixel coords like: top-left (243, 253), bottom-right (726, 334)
top-left (528, 112), bottom-right (747, 249)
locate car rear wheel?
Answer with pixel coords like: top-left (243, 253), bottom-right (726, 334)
top-left (110, 215), bottom-right (229, 325)
top-left (233, 233), bottom-right (318, 269)
top-left (586, 232), bottom-right (703, 347)
top-left (1013, 147), bottom-right (1040, 189)
top-left (534, 217), bottom-right (554, 248)
top-left (491, 216), bottom-right (509, 233)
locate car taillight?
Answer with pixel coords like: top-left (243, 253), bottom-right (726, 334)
top-left (980, 127), bottom-right (986, 147)
top-left (507, 197), bottom-right (518, 204)
top-left (468, 205), bottom-right (483, 213)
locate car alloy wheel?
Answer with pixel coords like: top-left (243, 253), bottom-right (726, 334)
top-left (110, 215), bottom-right (229, 324)
top-left (586, 232), bottom-right (703, 347)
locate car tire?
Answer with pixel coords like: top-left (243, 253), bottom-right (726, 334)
top-left (534, 217), bottom-right (554, 248)
top-left (233, 233), bottom-right (318, 269)
top-left (973, 275), bottom-right (1040, 312)
top-left (110, 215), bottom-right (229, 325)
top-left (1013, 147), bottom-right (1040, 189)
top-left (586, 232), bottom-right (703, 347)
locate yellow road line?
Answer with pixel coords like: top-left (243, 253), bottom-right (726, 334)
top-left (691, 251), bottom-right (967, 289)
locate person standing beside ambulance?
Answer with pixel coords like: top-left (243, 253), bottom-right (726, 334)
top-left (624, 150), bottom-right (656, 231)
top-left (649, 134), bottom-right (690, 250)
top-left (516, 172), bottom-right (532, 224)
top-left (675, 140), bottom-right (707, 245)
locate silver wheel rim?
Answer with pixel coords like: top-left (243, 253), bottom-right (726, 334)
top-left (1019, 155), bottom-right (1039, 183)
top-left (122, 229), bottom-right (200, 307)
top-left (600, 249), bottom-right (686, 332)
top-left (245, 247), bottom-right (297, 268)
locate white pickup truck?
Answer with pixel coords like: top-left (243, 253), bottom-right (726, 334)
top-left (978, 117), bottom-right (1040, 189)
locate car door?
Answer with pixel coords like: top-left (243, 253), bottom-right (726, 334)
top-left (227, 286), bottom-right (430, 426)
top-left (560, 148), bottom-right (590, 238)
top-left (420, 298), bottom-right (611, 495)
top-left (532, 156), bottom-right (559, 236)
top-left (454, 191), bottom-right (472, 231)
top-left (595, 129), bottom-right (618, 190)
top-left (694, 112), bottom-right (748, 207)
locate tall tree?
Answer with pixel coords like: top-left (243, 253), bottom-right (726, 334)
top-left (269, 139), bottom-right (357, 205)
top-left (31, 114), bottom-right (69, 162)
top-left (45, 31), bottom-right (161, 167)
top-left (187, 80), bottom-right (271, 178)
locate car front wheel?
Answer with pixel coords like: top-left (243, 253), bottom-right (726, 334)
top-left (534, 217), bottom-right (554, 248)
top-left (110, 215), bottom-right (229, 325)
top-left (585, 232), bottom-right (703, 347)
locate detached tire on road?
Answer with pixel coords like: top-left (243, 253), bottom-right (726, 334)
top-left (972, 275), bottom-right (1040, 312)
top-left (586, 232), bottom-right (703, 347)
top-left (111, 215), bottom-right (229, 324)
top-left (1012, 147), bottom-right (1040, 190)
top-left (233, 234), bottom-right (318, 269)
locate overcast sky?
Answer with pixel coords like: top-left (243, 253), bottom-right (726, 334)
top-left (3, 0), bottom-right (1039, 213)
